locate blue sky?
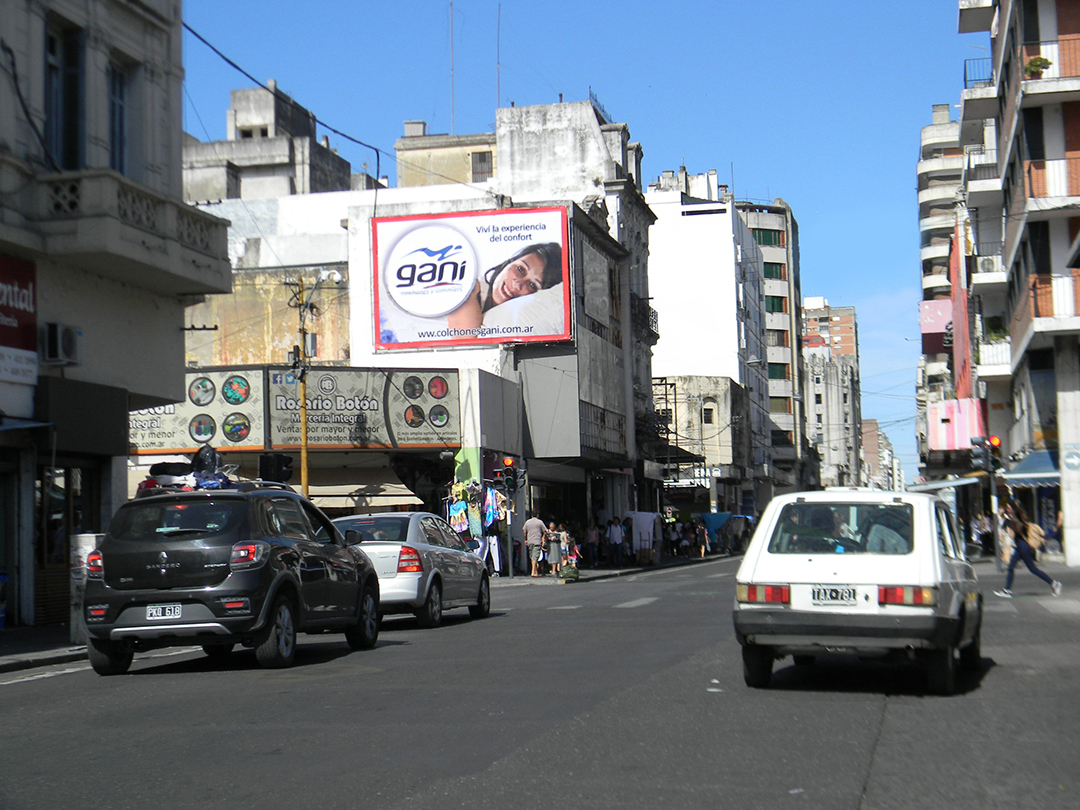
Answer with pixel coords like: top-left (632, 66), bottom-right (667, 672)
top-left (181, 0), bottom-right (986, 482)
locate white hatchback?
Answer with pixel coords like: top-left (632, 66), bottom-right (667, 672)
top-left (732, 490), bottom-right (982, 694)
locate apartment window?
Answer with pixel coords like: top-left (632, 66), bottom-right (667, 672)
top-left (763, 262), bottom-right (785, 280)
top-left (816, 414), bottom-right (823, 424)
top-left (752, 228), bottom-right (784, 247)
top-left (703, 407), bottom-right (714, 425)
top-left (108, 63), bottom-right (127, 174)
top-left (45, 23), bottom-right (84, 169)
top-left (766, 329), bottom-right (788, 347)
top-left (771, 430), bottom-right (794, 447)
top-left (768, 363), bottom-right (789, 380)
top-left (471, 151), bottom-right (493, 182)
top-left (765, 296), bottom-right (787, 313)
top-left (769, 397), bottom-right (788, 414)
top-left (815, 393), bottom-right (822, 405)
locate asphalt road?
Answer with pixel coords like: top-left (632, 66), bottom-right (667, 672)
top-left (1, 557), bottom-right (1078, 810)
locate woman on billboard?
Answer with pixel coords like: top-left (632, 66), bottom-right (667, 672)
top-left (446, 242), bottom-right (563, 331)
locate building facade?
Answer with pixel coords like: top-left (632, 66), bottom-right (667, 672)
top-left (0, 0), bottom-right (231, 625)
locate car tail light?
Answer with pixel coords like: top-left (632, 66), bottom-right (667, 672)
top-left (219, 597), bottom-right (251, 613)
top-left (398, 546), bottom-right (423, 573)
top-left (878, 586), bottom-right (936, 606)
top-left (737, 583), bottom-right (790, 604)
top-left (86, 604), bottom-right (108, 621)
top-left (230, 541), bottom-right (269, 570)
top-left (86, 550), bottom-right (104, 580)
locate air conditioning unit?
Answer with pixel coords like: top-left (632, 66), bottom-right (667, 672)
top-left (40, 322), bottom-right (80, 365)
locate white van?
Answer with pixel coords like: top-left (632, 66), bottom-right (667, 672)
top-left (732, 490), bottom-right (982, 694)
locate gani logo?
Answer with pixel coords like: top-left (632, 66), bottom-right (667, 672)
top-left (383, 223), bottom-right (478, 318)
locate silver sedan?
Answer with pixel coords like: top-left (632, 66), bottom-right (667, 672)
top-left (332, 512), bottom-right (490, 627)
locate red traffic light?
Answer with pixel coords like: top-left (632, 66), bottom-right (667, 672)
top-left (988, 435), bottom-right (1002, 448)
top-left (501, 456), bottom-right (515, 467)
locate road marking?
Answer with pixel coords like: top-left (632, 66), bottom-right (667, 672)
top-left (1037, 598), bottom-right (1080, 614)
top-left (1, 664), bottom-right (91, 685)
top-left (706, 572), bottom-right (732, 579)
top-left (983, 602), bottom-right (1018, 613)
top-left (614, 597), bottom-right (658, 609)
top-left (548, 605), bottom-right (582, 610)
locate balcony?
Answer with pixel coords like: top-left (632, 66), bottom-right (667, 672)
top-left (1022, 157), bottom-right (1080, 209)
top-left (1010, 271), bottom-right (1080, 357)
top-left (630, 292), bottom-right (659, 345)
top-left (971, 249), bottom-right (1007, 293)
top-left (922, 271), bottom-right (951, 292)
top-left (963, 147), bottom-right (1002, 207)
top-left (921, 243), bottom-right (950, 264)
top-left (975, 338), bottom-right (1011, 380)
top-left (23, 168), bottom-right (231, 296)
top-left (958, 0), bottom-right (994, 34)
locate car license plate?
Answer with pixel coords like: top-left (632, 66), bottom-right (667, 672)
top-left (811, 585), bottom-right (857, 606)
top-left (146, 604), bottom-right (182, 620)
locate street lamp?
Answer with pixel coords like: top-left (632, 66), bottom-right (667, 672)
top-left (288, 268), bottom-right (343, 496)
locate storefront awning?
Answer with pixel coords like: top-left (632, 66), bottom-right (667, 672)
top-left (303, 467), bottom-right (423, 510)
top-left (1001, 450), bottom-right (1060, 488)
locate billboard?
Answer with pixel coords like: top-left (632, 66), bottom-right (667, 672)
top-left (129, 367), bottom-right (461, 454)
top-left (373, 207), bottom-right (571, 350)
top-left (267, 367), bottom-right (460, 449)
top-left (129, 369), bottom-right (267, 453)
top-left (0, 253), bottom-right (37, 385)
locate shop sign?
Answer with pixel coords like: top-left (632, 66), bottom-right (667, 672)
top-left (129, 369), bottom-right (266, 453)
top-left (0, 254), bottom-right (37, 385)
top-left (267, 367), bottom-right (460, 449)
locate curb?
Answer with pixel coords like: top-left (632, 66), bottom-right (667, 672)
top-left (0, 648), bottom-right (87, 675)
top-left (491, 554), bottom-right (735, 587)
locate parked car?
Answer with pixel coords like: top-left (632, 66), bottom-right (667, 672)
top-left (83, 482), bottom-right (381, 675)
top-left (732, 490), bottom-right (982, 694)
top-left (332, 512), bottom-right (489, 627)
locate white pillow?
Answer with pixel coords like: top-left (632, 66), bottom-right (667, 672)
top-left (481, 283), bottom-right (566, 335)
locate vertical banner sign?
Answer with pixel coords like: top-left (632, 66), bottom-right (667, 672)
top-left (268, 367), bottom-right (460, 449)
top-left (129, 369), bottom-right (266, 453)
top-left (0, 254), bottom-right (38, 385)
top-left (373, 207), bottom-right (571, 350)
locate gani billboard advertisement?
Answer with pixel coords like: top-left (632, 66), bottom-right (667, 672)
top-left (0, 253), bottom-right (37, 385)
top-left (373, 207), bottom-right (571, 350)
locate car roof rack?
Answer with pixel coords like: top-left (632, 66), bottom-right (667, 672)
top-left (236, 480), bottom-right (296, 493)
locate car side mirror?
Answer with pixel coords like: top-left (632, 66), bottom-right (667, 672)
top-left (345, 529), bottom-right (364, 545)
top-left (465, 539), bottom-right (480, 552)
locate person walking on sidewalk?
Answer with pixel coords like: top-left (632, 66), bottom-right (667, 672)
top-left (994, 501), bottom-right (1062, 599)
top-left (607, 518), bottom-right (625, 567)
top-left (523, 512), bottom-right (546, 578)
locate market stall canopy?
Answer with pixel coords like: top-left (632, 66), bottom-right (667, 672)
top-left (304, 466), bottom-right (423, 510)
top-left (1000, 450), bottom-right (1059, 488)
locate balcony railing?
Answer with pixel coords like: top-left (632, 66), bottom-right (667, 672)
top-left (630, 292), bottom-right (659, 344)
top-left (1024, 157), bottom-right (1080, 198)
top-left (1021, 38), bottom-right (1080, 80)
top-left (975, 339), bottom-right (1010, 366)
top-left (1010, 270), bottom-right (1080, 351)
top-left (964, 57), bottom-right (993, 89)
top-left (964, 147), bottom-right (998, 181)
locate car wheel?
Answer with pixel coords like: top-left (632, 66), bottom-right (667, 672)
top-left (346, 584), bottom-right (380, 650)
top-left (742, 644), bottom-right (773, 688)
top-left (926, 646), bottom-right (957, 695)
top-left (87, 638), bottom-right (133, 676)
top-left (469, 576), bottom-right (491, 619)
top-left (416, 581), bottom-right (443, 628)
top-left (959, 616), bottom-right (982, 673)
top-left (201, 643), bottom-right (235, 659)
top-left (255, 596), bottom-right (297, 668)
top-left (793, 654), bottom-right (815, 667)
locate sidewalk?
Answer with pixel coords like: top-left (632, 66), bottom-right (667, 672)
top-left (0, 553), bottom-right (728, 674)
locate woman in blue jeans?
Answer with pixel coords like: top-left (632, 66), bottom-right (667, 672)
top-left (994, 501), bottom-right (1062, 598)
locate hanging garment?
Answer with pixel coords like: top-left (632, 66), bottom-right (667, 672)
top-left (467, 501), bottom-right (483, 538)
top-left (486, 533), bottom-right (502, 574)
top-left (449, 499), bottom-right (469, 533)
top-left (483, 487), bottom-right (499, 529)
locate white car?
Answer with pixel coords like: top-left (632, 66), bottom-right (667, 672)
top-left (332, 512), bottom-right (489, 627)
top-left (732, 490), bottom-right (982, 694)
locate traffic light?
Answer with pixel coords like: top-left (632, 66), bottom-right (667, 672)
top-left (500, 456), bottom-right (518, 494)
top-left (971, 437), bottom-right (992, 472)
top-left (987, 434), bottom-right (1003, 470)
top-left (491, 468), bottom-right (507, 492)
top-left (259, 453), bottom-right (294, 483)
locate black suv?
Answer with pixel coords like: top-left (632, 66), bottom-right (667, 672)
top-left (84, 482), bottom-right (380, 675)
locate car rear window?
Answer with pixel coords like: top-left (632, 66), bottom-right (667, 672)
top-left (335, 516), bottom-right (409, 543)
top-left (767, 502), bottom-right (914, 555)
top-left (108, 500), bottom-right (246, 542)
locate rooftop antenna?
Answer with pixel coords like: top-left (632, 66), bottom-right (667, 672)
top-left (450, 0), bottom-right (456, 135)
top-left (497, 4), bottom-right (502, 110)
